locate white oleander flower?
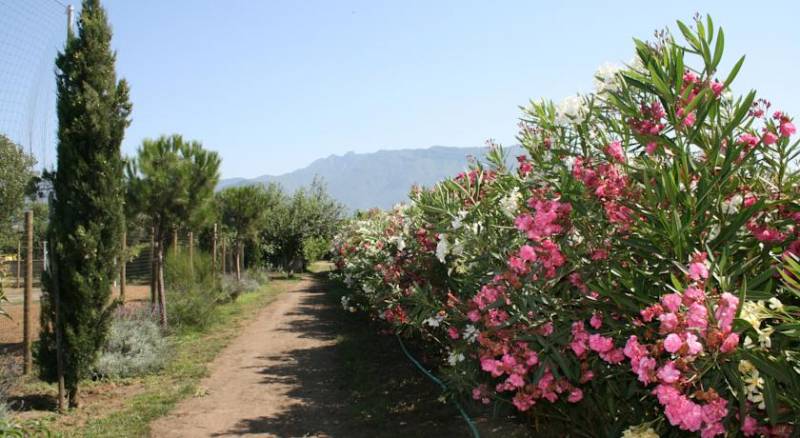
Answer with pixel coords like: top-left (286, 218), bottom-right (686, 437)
top-left (767, 297), bottom-right (783, 311)
top-left (451, 210), bottom-right (468, 230)
top-left (555, 95), bottom-right (587, 126)
top-left (499, 187), bottom-right (521, 218)
top-left (463, 325), bottom-right (479, 343)
top-left (423, 313), bottom-right (445, 328)
top-left (436, 234), bottom-right (450, 263)
top-left (621, 424), bottom-right (659, 438)
top-left (593, 62), bottom-right (622, 94)
top-left (447, 351), bottom-right (465, 366)
top-left (721, 194), bottom-right (743, 215)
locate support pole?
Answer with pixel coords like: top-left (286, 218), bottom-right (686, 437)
top-left (211, 224), bottom-right (217, 274)
top-left (149, 227), bottom-right (156, 304)
top-left (187, 230), bottom-right (194, 279)
top-left (50, 241), bottom-right (66, 413)
top-left (15, 240), bottom-right (21, 288)
top-left (120, 230), bottom-right (127, 302)
top-left (23, 211), bottom-right (33, 374)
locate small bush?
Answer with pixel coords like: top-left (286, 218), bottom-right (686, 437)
top-left (221, 269), bottom-right (270, 301)
top-left (0, 360), bottom-right (15, 421)
top-left (165, 251), bottom-right (223, 330)
top-left (302, 236), bottom-right (330, 264)
top-left (94, 306), bottom-right (169, 378)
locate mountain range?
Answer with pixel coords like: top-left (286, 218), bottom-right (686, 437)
top-left (218, 145), bottom-right (522, 211)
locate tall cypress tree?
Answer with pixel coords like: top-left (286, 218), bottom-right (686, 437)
top-left (38, 0), bottom-right (131, 408)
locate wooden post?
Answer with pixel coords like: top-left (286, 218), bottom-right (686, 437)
top-left (120, 230), bottom-right (127, 302)
top-left (172, 228), bottom-right (179, 257)
top-left (23, 211), bottom-right (33, 374)
top-left (50, 241), bottom-right (66, 413)
top-left (15, 239), bottom-right (21, 288)
top-left (149, 227), bottom-right (156, 304)
top-left (221, 239), bottom-right (226, 275)
top-left (211, 224), bottom-right (217, 274)
top-left (187, 230), bottom-right (194, 279)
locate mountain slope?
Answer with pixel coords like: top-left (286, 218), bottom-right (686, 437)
top-left (219, 145), bottom-right (521, 211)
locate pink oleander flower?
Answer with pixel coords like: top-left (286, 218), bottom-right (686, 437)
top-left (588, 334), bottom-right (614, 353)
top-left (448, 327), bottom-right (460, 339)
top-left (686, 303), bottom-right (709, 331)
top-left (741, 416), bottom-right (759, 436)
top-left (590, 312), bottom-right (603, 329)
top-left (664, 333), bottom-right (683, 353)
top-left (657, 361), bottom-right (681, 383)
top-left (738, 133), bottom-right (759, 148)
top-left (568, 387), bottom-right (583, 403)
top-left (780, 121), bottom-right (796, 138)
top-left (519, 244), bottom-right (537, 262)
top-left (683, 286), bottom-right (706, 304)
top-left (685, 332), bottom-right (703, 355)
top-left (683, 111), bottom-right (696, 127)
top-left (715, 292), bottom-right (739, 333)
top-left (606, 140), bottom-right (625, 162)
top-left (467, 310), bottom-right (481, 322)
top-left (512, 391), bottom-right (535, 411)
top-left (661, 293), bottom-right (682, 313)
top-left (688, 261), bottom-right (709, 281)
top-left (710, 80), bottom-right (724, 96)
top-left (720, 332), bottom-right (739, 353)
top-left (659, 312), bottom-right (679, 332)
top-left (645, 141), bottom-right (658, 155)
top-left (506, 373), bottom-right (525, 388)
top-left (762, 131), bottom-right (778, 145)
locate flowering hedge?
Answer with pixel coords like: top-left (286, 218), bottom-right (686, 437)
top-left (332, 17), bottom-right (799, 437)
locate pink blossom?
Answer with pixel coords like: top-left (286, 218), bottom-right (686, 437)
top-left (588, 334), bottom-right (614, 353)
top-left (657, 361), bottom-right (681, 383)
top-left (480, 357), bottom-right (503, 377)
top-left (590, 312), bottom-right (603, 329)
top-left (567, 387), bottom-right (583, 403)
top-left (447, 327), bottom-right (460, 339)
top-left (738, 133), bottom-right (759, 148)
top-left (633, 356), bottom-right (657, 384)
top-left (605, 140), bottom-right (625, 162)
top-left (685, 332), bottom-right (703, 355)
top-left (661, 293), bottom-right (682, 313)
top-left (763, 131), bottom-right (778, 145)
top-left (645, 142), bottom-right (658, 155)
top-left (658, 312), bottom-right (679, 332)
top-left (664, 333), bottom-right (683, 353)
top-left (512, 391), bottom-right (534, 411)
top-left (780, 121), bottom-right (796, 138)
top-left (715, 292), bottom-right (739, 333)
top-left (683, 111), bottom-right (696, 127)
top-left (683, 286), bottom-right (706, 304)
top-left (701, 422), bottom-right (725, 438)
top-left (688, 262), bottom-right (709, 281)
top-left (710, 80), bottom-right (724, 96)
top-left (467, 310), bottom-right (481, 322)
top-left (720, 332), bottom-right (740, 353)
top-left (686, 303), bottom-right (708, 331)
top-left (538, 321), bottom-right (554, 337)
top-left (518, 245), bottom-right (537, 262)
top-left (742, 416), bottom-right (759, 436)
top-left (506, 373), bottom-right (525, 388)
top-left (600, 348), bottom-right (625, 364)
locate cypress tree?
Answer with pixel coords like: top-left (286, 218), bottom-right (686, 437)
top-left (38, 0), bottom-right (131, 408)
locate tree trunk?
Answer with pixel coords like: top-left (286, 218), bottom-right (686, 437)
top-left (120, 230), bottom-right (127, 302)
top-left (150, 226), bottom-right (156, 304)
top-left (157, 239), bottom-right (168, 328)
top-left (235, 241), bottom-right (241, 281)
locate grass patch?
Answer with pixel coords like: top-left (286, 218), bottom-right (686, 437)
top-left (16, 278), bottom-right (295, 437)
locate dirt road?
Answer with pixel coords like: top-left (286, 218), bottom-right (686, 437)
top-left (150, 277), bottom-right (349, 437)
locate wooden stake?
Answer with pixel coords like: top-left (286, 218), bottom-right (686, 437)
top-left (15, 239), bottom-right (21, 288)
top-left (120, 230), bottom-right (127, 302)
top-left (188, 230), bottom-right (194, 279)
top-left (211, 224), bottom-right (217, 274)
top-left (149, 226), bottom-right (156, 304)
top-left (23, 211), bottom-right (33, 374)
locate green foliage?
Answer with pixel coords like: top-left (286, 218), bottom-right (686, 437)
top-left (94, 307), bottom-right (169, 378)
top-left (0, 134), bottom-right (35, 235)
top-left (38, 0), bottom-right (131, 406)
top-left (164, 251), bottom-right (222, 330)
top-left (302, 235), bottom-right (330, 263)
top-left (261, 178), bottom-right (344, 272)
top-left (221, 269), bottom-right (270, 301)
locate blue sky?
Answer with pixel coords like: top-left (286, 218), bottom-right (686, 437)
top-left (49, 1), bottom-right (800, 177)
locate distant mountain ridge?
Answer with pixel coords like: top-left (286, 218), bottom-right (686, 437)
top-left (219, 145), bottom-right (522, 211)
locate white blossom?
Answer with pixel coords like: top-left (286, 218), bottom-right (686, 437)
top-left (447, 351), bottom-right (465, 366)
top-left (463, 325), bottom-right (479, 343)
top-left (436, 234), bottom-right (450, 263)
top-left (593, 62), bottom-right (622, 94)
top-left (451, 210), bottom-right (468, 230)
top-left (721, 194), bottom-right (743, 215)
top-left (767, 297), bottom-right (783, 311)
top-left (555, 95), bottom-right (587, 126)
top-left (621, 424), bottom-right (659, 438)
top-left (499, 187), bottom-right (521, 218)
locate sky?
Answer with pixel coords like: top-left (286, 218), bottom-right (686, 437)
top-left (7, 1), bottom-right (800, 179)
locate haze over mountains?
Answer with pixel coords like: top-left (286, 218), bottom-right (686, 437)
top-left (219, 145), bottom-right (521, 211)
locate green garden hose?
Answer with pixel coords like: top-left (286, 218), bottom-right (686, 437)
top-left (395, 334), bottom-right (481, 438)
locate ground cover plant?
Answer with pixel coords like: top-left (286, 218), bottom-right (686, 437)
top-left (332, 16), bottom-right (799, 437)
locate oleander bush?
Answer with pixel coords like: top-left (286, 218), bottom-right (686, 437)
top-left (332, 16), bottom-right (799, 437)
top-left (94, 306), bottom-right (169, 378)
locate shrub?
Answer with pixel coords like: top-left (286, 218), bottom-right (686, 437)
top-left (94, 306), bottom-right (169, 378)
top-left (165, 250), bottom-right (223, 330)
top-left (332, 16), bottom-right (799, 437)
top-left (302, 236), bottom-right (331, 264)
top-left (0, 359), bottom-right (17, 421)
top-left (221, 269), bottom-right (270, 301)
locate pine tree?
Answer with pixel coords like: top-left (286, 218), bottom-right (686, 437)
top-left (38, 0), bottom-right (131, 408)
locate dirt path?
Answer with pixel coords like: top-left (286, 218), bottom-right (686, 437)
top-left (150, 277), bottom-right (349, 437)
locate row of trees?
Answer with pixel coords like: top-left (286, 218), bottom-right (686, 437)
top-left (36, 0), bottom-right (343, 410)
